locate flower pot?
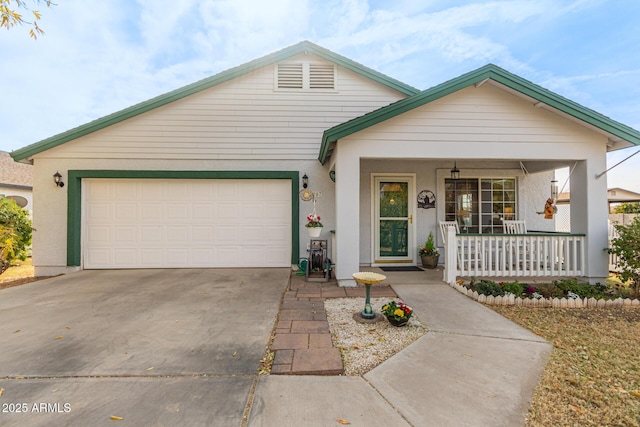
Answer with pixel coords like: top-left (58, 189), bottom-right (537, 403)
top-left (386, 316), bottom-right (409, 327)
top-left (307, 226), bottom-right (322, 237)
top-left (420, 254), bottom-right (439, 269)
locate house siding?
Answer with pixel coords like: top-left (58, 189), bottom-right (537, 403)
top-left (340, 84), bottom-right (604, 149)
top-left (34, 54), bottom-right (407, 161)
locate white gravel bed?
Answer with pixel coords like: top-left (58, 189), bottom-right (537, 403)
top-left (324, 297), bottom-right (428, 376)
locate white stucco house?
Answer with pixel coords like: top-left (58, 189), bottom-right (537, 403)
top-left (11, 41), bottom-right (640, 285)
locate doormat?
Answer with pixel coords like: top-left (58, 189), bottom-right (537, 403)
top-left (379, 266), bottom-right (424, 272)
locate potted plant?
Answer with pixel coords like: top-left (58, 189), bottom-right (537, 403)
top-left (419, 231), bottom-right (440, 269)
top-left (381, 300), bottom-right (413, 327)
top-left (305, 213), bottom-right (323, 237)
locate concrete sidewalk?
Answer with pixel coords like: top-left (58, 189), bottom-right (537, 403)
top-left (249, 270), bottom-right (553, 427)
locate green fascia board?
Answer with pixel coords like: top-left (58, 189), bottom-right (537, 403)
top-left (66, 170), bottom-right (299, 266)
top-left (11, 41), bottom-right (418, 162)
top-left (319, 63), bottom-right (640, 164)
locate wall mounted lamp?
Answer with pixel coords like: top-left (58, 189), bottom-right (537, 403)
top-left (450, 162), bottom-right (460, 180)
top-left (53, 171), bottom-right (65, 188)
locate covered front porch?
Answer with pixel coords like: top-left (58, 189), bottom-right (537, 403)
top-left (318, 65), bottom-right (639, 286)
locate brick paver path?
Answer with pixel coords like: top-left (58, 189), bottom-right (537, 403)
top-left (270, 273), bottom-right (397, 375)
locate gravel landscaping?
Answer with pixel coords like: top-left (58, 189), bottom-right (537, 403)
top-left (324, 297), bottom-right (428, 376)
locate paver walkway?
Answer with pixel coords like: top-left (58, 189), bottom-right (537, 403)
top-left (270, 273), bottom-right (397, 375)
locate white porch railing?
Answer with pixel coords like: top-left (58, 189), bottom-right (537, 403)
top-left (443, 229), bottom-right (586, 283)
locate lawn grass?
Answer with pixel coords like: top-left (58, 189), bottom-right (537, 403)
top-left (492, 306), bottom-right (640, 426)
top-left (0, 258), bottom-right (39, 289)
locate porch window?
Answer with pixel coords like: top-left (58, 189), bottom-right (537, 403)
top-left (444, 178), bottom-right (516, 234)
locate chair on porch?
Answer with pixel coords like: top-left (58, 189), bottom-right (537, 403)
top-left (503, 220), bottom-right (528, 269)
top-left (503, 220), bottom-right (526, 234)
top-left (439, 221), bottom-right (479, 270)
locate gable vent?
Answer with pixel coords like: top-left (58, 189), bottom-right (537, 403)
top-left (277, 63), bottom-right (303, 89)
top-left (310, 64), bottom-right (335, 89)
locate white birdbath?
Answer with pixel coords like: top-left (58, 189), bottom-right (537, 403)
top-left (352, 272), bottom-right (387, 319)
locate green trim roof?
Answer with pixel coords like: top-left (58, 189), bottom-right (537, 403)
top-left (11, 41), bottom-right (420, 162)
top-left (319, 63), bottom-right (640, 164)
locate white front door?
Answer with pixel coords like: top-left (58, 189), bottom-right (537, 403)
top-left (372, 174), bottom-right (416, 264)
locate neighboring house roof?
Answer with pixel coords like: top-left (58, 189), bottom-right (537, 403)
top-left (11, 41), bottom-right (420, 163)
top-left (608, 188), bottom-right (640, 203)
top-left (0, 151), bottom-right (33, 190)
top-left (319, 64), bottom-right (640, 164)
top-left (556, 188), bottom-right (640, 204)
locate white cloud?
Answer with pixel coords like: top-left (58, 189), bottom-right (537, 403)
top-left (0, 0), bottom-right (637, 160)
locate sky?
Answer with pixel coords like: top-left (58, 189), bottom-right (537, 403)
top-left (2, 0), bottom-right (640, 192)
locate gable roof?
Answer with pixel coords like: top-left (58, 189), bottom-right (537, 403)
top-left (0, 151), bottom-right (33, 188)
top-left (11, 41), bottom-right (420, 163)
top-left (319, 63), bottom-right (640, 164)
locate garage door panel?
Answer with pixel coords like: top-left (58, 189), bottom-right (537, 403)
top-left (114, 226), bottom-right (137, 243)
top-left (217, 203), bottom-right (239, 220)
top-left (139, 181), bottom-right (163, 200)
top-left (114, 182), bottom-right (139, 201)
top-left (266, 247), bottom-right (290, 265)
top-left (266, 202), bottom-right (290, 218)
top-left (216, 225), bottom-right (238, 242)
top-left (166, 204), bottom-right (188, 220)
top-left (239, 225), bottom-right (262, 241)
top-left (140, 226), bottom-right (162, 242)
top-left (87, 226), bottom-right (111, 245)
top-left (114, 249), bottom-right (138, 266)
top-left (140, 249), bottom-right (163, 265)
top-left (141, 203), bottom-right (163, 220)
top-left (192, 204), bottom-right (213, 220)
top-left (167, 226), bottom-right (189, 242)
top-left (84, 179), bottom-right (291, 268)
top-left (192, 226), bottom-right (214, 241)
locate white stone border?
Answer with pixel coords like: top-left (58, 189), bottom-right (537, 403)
top-left (449, 281), bottom-right (640, 308)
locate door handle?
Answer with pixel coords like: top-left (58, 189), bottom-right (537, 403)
top-left (409, 214), bottom-right (413, 224)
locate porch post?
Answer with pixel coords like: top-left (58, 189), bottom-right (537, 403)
top-left (570, 158), bottom-right (609, 283)
top-left (334, 143), bottom-right (360, 286)
top-left (443, 226), bottom-right (458, 284)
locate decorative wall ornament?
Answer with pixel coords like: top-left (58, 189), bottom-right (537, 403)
top-left (417, 190), bottom-right (436, 209)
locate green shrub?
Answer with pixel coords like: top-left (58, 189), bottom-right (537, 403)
top-left (553, 278), bottom-right (608, 299)
top-left (608, 216), bottom-right (640, 298)
top-left (474, 280), bottom-right (504, 297)
top-left (0, 198), bottom-right (33, 274)
top-left (502, 281), bottom-right (524, 296)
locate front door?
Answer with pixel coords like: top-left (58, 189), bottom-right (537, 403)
top-left (373, 175), bottom-right (415, 264)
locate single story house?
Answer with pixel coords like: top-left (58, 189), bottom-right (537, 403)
top-left (1, 150), bottom-right (33, 214)
top-left (11, 41), bottom-right (640, 285)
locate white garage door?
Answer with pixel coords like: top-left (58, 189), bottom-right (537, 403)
top-left (83, 179), bottom-right (291, 269)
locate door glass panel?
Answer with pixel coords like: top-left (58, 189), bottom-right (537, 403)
top-left (379, 220), bottom-right (408, 256)
top-left (379, 182), bottom-right (408, 218)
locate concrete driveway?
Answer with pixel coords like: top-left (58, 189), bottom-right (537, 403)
top-left (0, 268), bottom-right (289, 426)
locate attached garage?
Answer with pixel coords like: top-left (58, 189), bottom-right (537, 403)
top-left (69, 172), bottom-right (298, 269)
